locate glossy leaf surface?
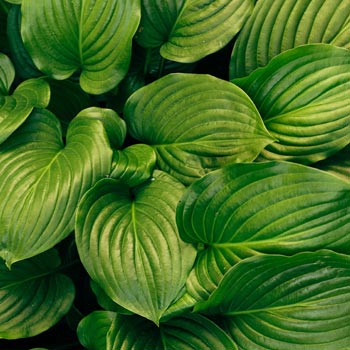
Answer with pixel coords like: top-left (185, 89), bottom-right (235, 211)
top-left (196, 251), bottom-right (350, 350)
top-left (0, 249), bottom-right (75, 339)
top-left (124, 73), bottom-right (274, 185)
top-left (230, 0), bottom-right (350, 78)
top-left (233, 44), bottom-right (350, 163)
top-left (21, 0), bottom-right (141, 94)
top-left (176, 161), bottom-right (350, 302)
top-left (136, 0), bottom-right (253, 63)
top-left (75, 171), bottom-right (196, 324)
top-left (0, 107), bottom-right (120, 266)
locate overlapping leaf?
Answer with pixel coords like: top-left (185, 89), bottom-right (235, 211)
top-left (106, 313), bottom-right (237, 350)
top-left (0, 249), bottom-right (75, 339)
top-left (233, 44), bottom-right (350, 163)
top-left (195, 251), bottom-right (350, 350)
top-left (0, 53), bottom-right (50, 144)
top-left (176, 161), bottom-right (350, 303)
top-left (124, 73), bottom-right (274, 185)
top-left (21, 0), bottom-right (141, 94)
top-left (75, 170), bottom-right (197, 324)
top-left (0, 107), bottom-right (123, 266)
top-left (136, 0), bottom-right (253, 63)
top-left (111, 144), bottom-right (157, 187)
top-left (230, 0), bottom-right (350, 78)
top-left (77, 311), bottom-right (115, 350)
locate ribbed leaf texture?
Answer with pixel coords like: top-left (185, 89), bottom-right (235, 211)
top-left (195, 251), bottom-right (350, 350)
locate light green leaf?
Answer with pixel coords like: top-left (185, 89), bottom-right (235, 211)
top-left (75, 171), bottom-right (197, 324)
top-left (0, 249), bottom-right (75, 339)
top-left (124, 73), bottom-right (274, 185)
top-left (195, 251), bottom-right (350, 350)
top-left (21, 0), bottom-right (141, 94)
top-left (0, 107), bottom-right (118, 266)
top-left (233, 44), bottom-right (350, 163)
top-left (176, 161), bottom-right (350, 302)
top-left (0, 72), bottom-right (50, 144)
top-left (111, 144), bottom-right (157, 186)
top-left (0, 53), bottom-right (14, 94)
top-left (136, 0), bottom-right (253, 63)
top-left (230, 0), bottom-right (350, 78)
top-left (106, 313), bottom-right (237, 350)
top-left (77, 311), bottom-right (116, 350)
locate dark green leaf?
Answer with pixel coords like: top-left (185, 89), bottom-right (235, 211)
top-left (0, 249), bottom-right (75, 339)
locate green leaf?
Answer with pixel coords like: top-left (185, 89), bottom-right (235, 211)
top-left (111, 144), bottom-right (157, 186)
top-left (176, 161), bottom-right (350, 302)
top-left (0, 107), bottom-right (117, 266)
top-left (106, 313), bottom-right (237, 350)
top-left (136, 0), bottom-right (253, 63)
top-left (7, 5), bottom-right (41, 79)
top-left (124, 73), bottom-right (274, 185)
top-left (0, 249), bottom-right (75, 339)
top-left (230, 0), bottom-right (350, 78)
top-left (75, 171), bottom-right (197, 324)
top-left (233, 44), bottom-right (350, 164)
top-left (77, 311), bottom-right (116, 350)
top-left (0, 52), bottom-right (15, 94)
top-left (21, 0), bottom-right (141, 94)
top-left (0, 65), bottom-right (50, 144)
top-left (195, 251), bottom-right (350, 350)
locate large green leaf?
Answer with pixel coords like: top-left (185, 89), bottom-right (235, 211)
top-left (176, 161), bottom-right (350, 303)
top-left (106, 313), bottom-right (237, 350)
top-left (0, 107), bottom-right (123, 266)
top-left (124, 73), bottom-right (274, 185)
top-left (21, 0), bottom-right (141, 94)
top-left (0, 249), bottom-right (75, 339)
top-left (233, 44), bottom-right (350, 163)
top-left (75, 170), bottom-right (197, 324)
top-left (136, 0), bottom-right (253, 63)
top-left (195, 251), bottom-right (350, 350)
top-left (230, 0), bottom-right (350, 78)
top-left (77, 311), bottom-right (116, 350)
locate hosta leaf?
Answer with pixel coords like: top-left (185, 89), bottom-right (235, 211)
top-left (230, 0), bottom-right (350, 78)
top-left (0, 249), bottom-right (75, 339)
top-left (107, 313), bottom-right (237, 350)
top-left (0, 3), bottom-right (9, 52)
top-left (0, 53), bottom-right (14, 94)
top-left (136, 0), bottom-right (253, 63)
top-left (233, 44), bottom-right (350, 163)
top-left (0, 75), bottom-right (50, 144)
top-left (314, 146), bottom-right (350, 182)
top-left (124, 73), bottom-right (274, 185)
top-left (195, 251), bottom-right (350, 350)
top-left (75, 171), bottom-right (197, 324)
top-left (7, 5), bottom-right (41, 79)
top-left (0, 107), bottom-right (120, 266)
top-left (111, 144), bottom-right (157, 186)
top-left (21, 0), bottom-right (141, 94)
top-left (77, 311), bottom-right (116, 350)
top-left (176, 161), bottom-right (350, 302)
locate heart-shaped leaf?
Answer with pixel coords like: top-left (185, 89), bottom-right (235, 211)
top-left (111, 144), bottom-right (157, 187)
top-left (0, 107), bottom-right (123, 266)
top-left (136, 0), bottom-right (253, 63)
top-left (21, 0), bottom-right (141, 94)
top-left (124, 73), bottom-right (274, 185)
top-left (230, 0), bottom-right (350, 78)
top-left (176, 161), bottom-right (350, 302)
top-left (77, 311), bottom-right (116, 350)
top-left (106, 313), bottom-right (237, 350)
top-left (233, 44), bottom-right (350, 163)
top-left (75, 170), bottom-right (197, 324)
top-left (195, 251), bottom-right (350, 350)
top-left (0, 53), bottom-right (50, 144)
top-left (0, 249), bottom-right (75, 339)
